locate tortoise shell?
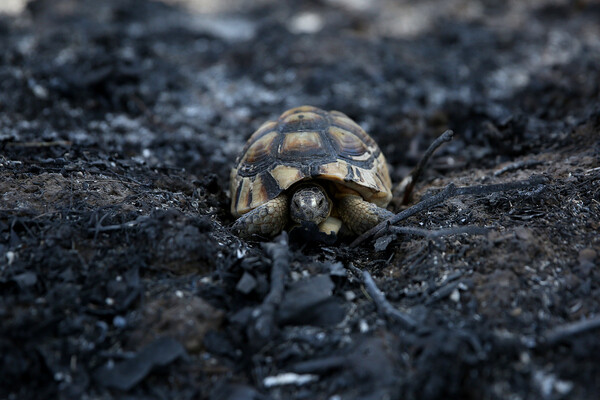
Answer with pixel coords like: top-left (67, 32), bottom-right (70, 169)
top-left (230, 105), bottom-right (392, 217)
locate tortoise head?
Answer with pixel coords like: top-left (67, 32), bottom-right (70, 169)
top-left (290, 184), bottom-right (331, 228)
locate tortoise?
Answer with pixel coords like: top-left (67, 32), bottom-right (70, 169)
top-left (230, 105), bottom-right (394, 239)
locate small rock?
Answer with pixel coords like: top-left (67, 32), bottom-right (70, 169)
top-left (236, 272), bottom-right (257, 294)
top-left (450, 288), bottom-right (461, 303)
top-left (278, 274), bottom-right (346, 327)
top-left (514, 227), bottom-right (533, 241)
top-left (578, 248), bottom-right (596, 265)
top-left (13, 271), bottom-right (37, 287)
top-left (113, 316), bottom-right (127, 328)
top-left (288, 12), bottom-right (324, 34)
top-left (94, 337), bottom-right (186, 391)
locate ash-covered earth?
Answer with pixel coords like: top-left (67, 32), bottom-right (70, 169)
top-left (1, 0), bottom-right (599, 399)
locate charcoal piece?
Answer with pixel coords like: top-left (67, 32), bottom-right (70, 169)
top-left (291, 355), bottom-right (347, 374)
top-left (94, 337), bottom-right (186, 391)
top-left (278, 274), bottom-right (345, 326)
top-left (203, 330), bottom-right (239, 360)
top-left (306, 298), bottom-right (346, 326)
top-left (230, 306), bottom-right (253, 326)
top-left (247, 233), bottom-right (290, 348)
top-left (12, 271), bottom-right (37, 287)
top-left (374, 234), bottom-right (395, 252)
top-left (290, 336), bottom-right (399, 399)
top-left (236, 272), bottom-right (258, 294)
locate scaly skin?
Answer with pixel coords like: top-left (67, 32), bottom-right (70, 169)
top-left (233, 192), bottom-right (392, 239)
top-left (338, 195), bottom-right (394, 235)
top-left (232, 194), bottom-right (289, 238)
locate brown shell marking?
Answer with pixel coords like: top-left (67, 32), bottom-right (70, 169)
top-left (328, 126), bottom-right (370, 160)
top-left (242, 130), bottom-right (277, 164)
top-left (280, 131), bottom-right (325, 156)
top-left (329, 110), bottom-right (377, 147)
top-left (231, 106), bottom-right (393, 216)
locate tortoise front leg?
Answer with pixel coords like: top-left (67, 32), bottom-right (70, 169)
top-left (232, 194), bottom-right (288, 239)
top-left (338, 195), bottom-right (394, 235)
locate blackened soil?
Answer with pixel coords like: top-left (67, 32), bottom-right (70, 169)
top-left (1, 1), bottom-right (599, 399)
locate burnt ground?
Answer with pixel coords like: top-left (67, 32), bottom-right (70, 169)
top-left (0, 0), bottom-right (599, 399)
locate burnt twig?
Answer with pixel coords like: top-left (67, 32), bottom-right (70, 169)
top-left (544, 315), bottom-right (600, 345)
top-left (290, 356), bottom-right (347, 374)
top-left (247, 232), bottom-right (290, 347)
top-left (351, 175), bottom-right (547, 247)
top-left (348, 263), bottom-right (416, 329)
top-left (402, 129), bottom-right (454, 204)
top-left (494, 159), bottom-right (542, 176)
top-left (389, 225), bottom-right (490, 239)
top-left (89, 215), bottom-right (149, 233)
top-left (425, 281), bottom-right (460, 305)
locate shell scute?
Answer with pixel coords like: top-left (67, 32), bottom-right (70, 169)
top-left (279, 111), bottom-right (328, 133)
top-left (237, 130), bottom-right (278, 177)
top-left (328, 126), bottom-right (370, 159)
top-left (279, 131), bottom-right (328, 159)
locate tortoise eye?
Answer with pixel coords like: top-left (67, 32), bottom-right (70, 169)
top-left (317, 198), bottom-right (324, 207)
